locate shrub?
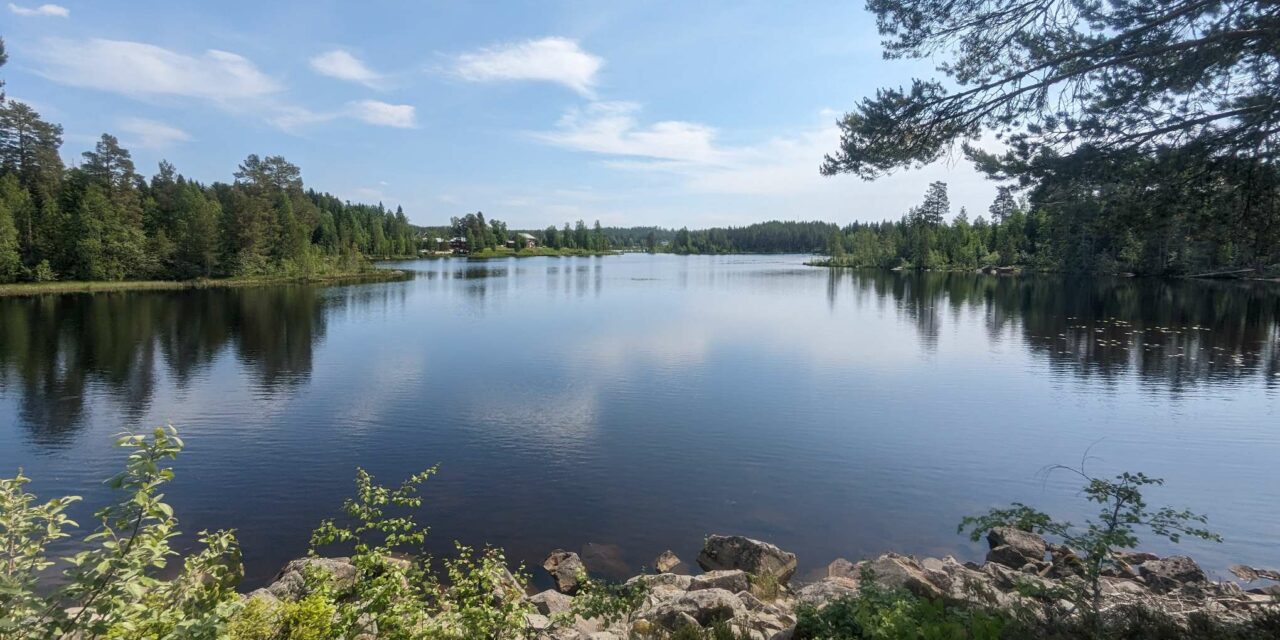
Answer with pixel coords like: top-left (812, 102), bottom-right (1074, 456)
top-left (0, 426), bottom-right (242, 639)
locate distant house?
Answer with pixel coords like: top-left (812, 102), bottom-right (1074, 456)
top-left (449, 236), bottom-right (468, 253)
top-left (516, 232), bottom-right (537, 249)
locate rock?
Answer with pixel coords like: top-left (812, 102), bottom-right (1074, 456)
top-left (644, 588), bottom-right (746, 628)
top-left (1047, 544), bottom-right (1086, 579)
top-left (860, 553), bottom-right (942, 599)
top-left (690, 569), bottom-right (751, 593)
top-left (795, 576), bottom-right (860, 607)
top-left (581, 543), bottom-right (630, 580)
top-left (985, 528), bottom-right (1046, 567)
top-left (1139, 555), bottom-right (1207, 593)
top-left (1230, 564), bottom-right (1280, 583)
top-left (827, 558), bottom-right (858, 580)
top-left (544, 550), bottom-right (587, 594)
top-left (627, 572), bottom-right (694, 592)
top-left (266, 557), bottom-right (358, 601)
top-left (697, 535), bottom-right (797, 585)
top-left (525, 613), bottom-right (553, 631)
top-left (1113, 551), bottom-right (1159, 565)
top-left (1247, 584), bottom-right (1280, 596)
top-left (530, 589), bottom-right (576, 615)
top-left (655, 550), bottom-right (683, 573)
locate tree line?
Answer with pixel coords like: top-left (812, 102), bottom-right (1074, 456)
top-left (0, 40), bottom-right (419, 284)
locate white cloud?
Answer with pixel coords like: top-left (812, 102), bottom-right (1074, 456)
top-left (33, 38), bottom-right (281, 102)
top-left (533, 102), bottom-right (1000, 224)
top-left (8, 3), bottom-right (68, 17)
top-left (347, 100), bottom-right (416, 128)
top-left (309, 49), bottom-right (383, 88)
top-left (535, 102), bottom-right (729, 166)
top-left (454, 37), bottom-right (603, 97)
top-left (117, 117), bottom-right (191, 149)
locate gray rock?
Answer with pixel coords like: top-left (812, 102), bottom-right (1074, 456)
top-left (1139, 556), bottom-right (1207, 593)
top-left (985, 528), bottom-right (1046, 566)
top-left (697, 535), bottom-right (797, 585)
top-left (860, 553), bottom-right (942, 599)
top-left (655, 550), bottom-right (683, 573)
top-left (827, 558), bottom-right (858, 580)
top-left (266, 557), bottom-right (358, 601)
top-left (544, 550), bottom-right (587, 594)
top-left (627, 572), bottom-right (694, 592)
top-left (530, 589), bottom-right (576, 615)
top-left (645, 588), bottom-right (746, 628)
top-left (795, 576), bottom-right (860, 607)
top-left (690, 569), bottom-right (751, 593)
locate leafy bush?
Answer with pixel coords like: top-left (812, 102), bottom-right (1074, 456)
top-left (0, 426), bottom-right (242, 639)
top-left (794, 581), bottom-right (1007, 640)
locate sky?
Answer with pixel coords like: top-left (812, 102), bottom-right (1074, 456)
top-left (1, 0), bottom-right (1000, 229)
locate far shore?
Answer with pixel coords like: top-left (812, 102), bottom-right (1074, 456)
top-left (0, 268), bottom-right (411, 298)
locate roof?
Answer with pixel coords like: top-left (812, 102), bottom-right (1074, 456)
top-left (517, 232), bottom-right (536, 240)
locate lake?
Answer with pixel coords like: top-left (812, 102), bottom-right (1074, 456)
top-left (1, 254), bottom-right (1277, 588)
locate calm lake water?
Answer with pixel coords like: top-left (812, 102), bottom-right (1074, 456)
top-left (2, 255), bottom-right (1277, 587)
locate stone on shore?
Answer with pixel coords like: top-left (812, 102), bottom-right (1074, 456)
top-left (266, 557), bottom-right (358, 601)
top-left (689, 569), bottom-right (751, 593)
top-left (984, 527), bottom-right (1047, 569)
top-left (642, 588), bottom-right (746, 628)
top-left (1139, 555), bottom-right (1208, 592)
top-left (544, 550), bottom-right (588, 594)
top-left (530, 589), bottom-right (575, 615)
top-left (697, 535), bottom-right (797, 585)
top-left (655, 550), bottom-right (683, 573)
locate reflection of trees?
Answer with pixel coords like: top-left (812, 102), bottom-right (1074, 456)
top-left (0, 286), bottom-right (329, 445)
top-left (836, 270), bottom-right (1279, 387)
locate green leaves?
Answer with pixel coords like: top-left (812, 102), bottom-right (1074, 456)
top-left (0, 425), bottom-right (243, 640)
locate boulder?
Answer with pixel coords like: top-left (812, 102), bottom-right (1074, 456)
top-left (644, 588), bottom-right (746, 628)
top-left (627, 572), bottom-right (694, 593)
top-left (690, 569), bottom-right (751, 593)
top-left (985, 528), bottom-right (1047, 567)
top-left (860, 553), bottom-right (942, 599)
top-left (544, 550), bottom-right (587, 594)
top-left (530, 589), bottom-right (576, 616)
top-left (697, 535), bottom-right (797, 585)
top-left (1139, 555), bottom-right (1207, 593)
top-left (266, 557), bottom-right (358, 601)
top-left (655, 550), bottom-right (683, 574)
top-left (827, 558), bottom-right (858, 580)
top-left (795, 576), bottom-right (860, 607)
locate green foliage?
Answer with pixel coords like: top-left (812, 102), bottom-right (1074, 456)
top-left (431, 544), bottom-right (534, 640)
top-left (280, 593), bottom-right (335, 640)
top-left (0, 426), bottom-right (243, 639)
top-left (563, 573), bottom-right (650, 627)
top-left (794, 581), bottom-right (1007, 640)
top-left (959, 466), bottom-right (1221, 615)
top-left (227, 596), bottom-right (283, 640)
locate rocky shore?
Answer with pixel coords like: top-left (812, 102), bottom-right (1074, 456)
top-left (247, 532), bottom-right (1279, 639)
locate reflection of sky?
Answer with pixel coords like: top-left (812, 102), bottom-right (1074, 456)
top-left (1, 255), bottom-right (1277, 588)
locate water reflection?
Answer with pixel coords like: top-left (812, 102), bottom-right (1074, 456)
top-left (828, 270), bottom-right (1280, 386)
top-left (0, 286), bottom-right (329, 445)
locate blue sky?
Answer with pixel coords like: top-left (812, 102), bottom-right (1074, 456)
top-left (2, 0), bottom-right (998, 228)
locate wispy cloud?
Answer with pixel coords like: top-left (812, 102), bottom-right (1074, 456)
top-left (117, 117), bottom-right (191, 149)
top-left (453, 37), bottom-right (603, 97)
top-left (8, 3), bottom-right (68, 17)
top-left (32, 38), bottom-right (281, 102)
top-left (309, 49), bottom-right (383, 88)
top-left (348, 100), bottom-right (416, 128)
top-left (535, 102), bottom-right (729, 166)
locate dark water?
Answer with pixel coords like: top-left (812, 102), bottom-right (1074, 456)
top-left (1, 255), bottom-right (1277, 587)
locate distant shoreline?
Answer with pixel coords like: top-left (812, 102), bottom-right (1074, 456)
top-left (0, 269), bottom-right (410, 298)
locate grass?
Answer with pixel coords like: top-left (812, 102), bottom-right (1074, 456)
top-left (0, 269), bottom-right (409, 298)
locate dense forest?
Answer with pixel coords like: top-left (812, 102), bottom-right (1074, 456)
top-left (0, 40), bottom-right (419, 284)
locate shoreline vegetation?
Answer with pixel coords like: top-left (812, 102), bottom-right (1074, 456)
top-left (4, 427), bottom-right (1277, 640)
top-left (0, 266), bottom-right (408, 298)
